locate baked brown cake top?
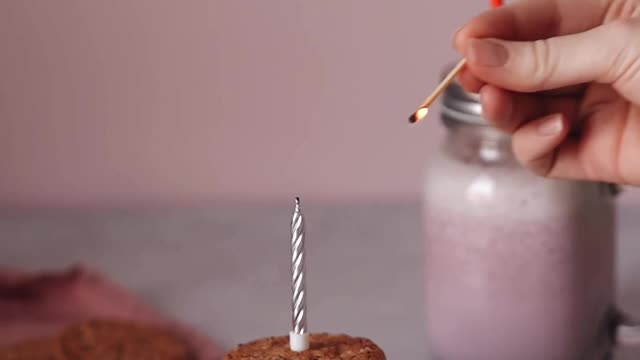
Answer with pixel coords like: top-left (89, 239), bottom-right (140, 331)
top-left (0, 338), bottom-right (65, 360)
top-left (0, 320), bottom-right (196, 360)
top-left (223, 333), bottom-right (386, 360)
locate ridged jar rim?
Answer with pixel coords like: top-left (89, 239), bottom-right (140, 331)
top-left (440, 62), bottom-right (486, 125)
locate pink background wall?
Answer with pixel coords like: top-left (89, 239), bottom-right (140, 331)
top-left (0, 1), bottom-right (637, 208)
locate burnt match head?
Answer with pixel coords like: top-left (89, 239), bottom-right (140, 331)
top-left (408, 108), bottom-right (429, 124)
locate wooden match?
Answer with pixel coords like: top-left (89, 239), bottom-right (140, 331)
top-left (407, 0), bottom-right (502, 125)
top-left (408, 58), bottom-right (467, 124)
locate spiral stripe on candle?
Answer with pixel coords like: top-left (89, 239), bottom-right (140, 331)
top-left (291, 197), bottom-right (307, 334)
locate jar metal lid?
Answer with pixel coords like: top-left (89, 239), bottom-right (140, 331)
top-left (440, 63), bottom-right (486, 125)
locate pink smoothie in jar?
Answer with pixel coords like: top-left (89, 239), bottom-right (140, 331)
top-left (421, 68), bottom-right (618, 360)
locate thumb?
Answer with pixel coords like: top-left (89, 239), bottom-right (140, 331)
top-left (461, 19), bottom-right (640, 95)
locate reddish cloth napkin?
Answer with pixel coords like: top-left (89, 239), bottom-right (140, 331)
top-left (0, 264), bottom-right (219, 359)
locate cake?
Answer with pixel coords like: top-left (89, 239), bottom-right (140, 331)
top-left (0, 338), bottom-right (65, 360)
top-left (0, 320), bottom-right (196, 360)
top-left (222, 333), bottom-right (386, 360)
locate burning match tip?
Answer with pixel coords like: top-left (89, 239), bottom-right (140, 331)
top-left (409, 108), bottom-right (429, 124)
top-left (295, 197), bottom-right (300, 205)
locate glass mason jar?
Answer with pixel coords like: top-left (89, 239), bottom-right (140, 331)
top-left (421, 66), bottom-right (625, 360)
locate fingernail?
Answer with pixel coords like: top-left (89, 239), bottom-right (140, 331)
top-left (537, 115), bottom-right (563, 136)
top-left (467, 39), bottom-right (508, 67)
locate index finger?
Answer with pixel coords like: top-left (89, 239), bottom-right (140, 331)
top-left (454, 0), bottom-right (609, 50)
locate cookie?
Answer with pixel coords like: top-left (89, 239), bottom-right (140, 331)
top-left (59, 320), bottom-right (196, 360)
top-left (0, 338), bottom-right (65, 360)
top-left (223, 333), bottom-right (386, 360)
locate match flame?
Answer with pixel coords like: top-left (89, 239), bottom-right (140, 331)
top-left (416, 107), bottom-right (429, 119)
top-left (409, 107), bottom-right (429, 124)
top-left (415, 108), bottom-right (429, 121)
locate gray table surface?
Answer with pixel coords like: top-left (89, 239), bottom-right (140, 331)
top-left (0, 201), bottom-right (639, 359)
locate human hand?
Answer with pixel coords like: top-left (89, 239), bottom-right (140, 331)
top-left (453, 0), bottom-right (640, 185)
